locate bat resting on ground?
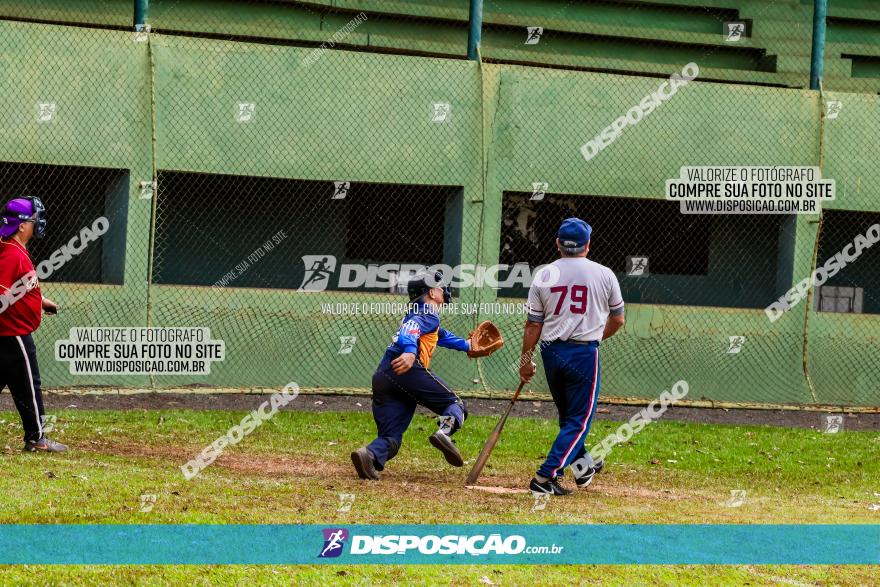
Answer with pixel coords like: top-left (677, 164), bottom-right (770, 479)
top-left (465, 381), bottom-right (525, 485)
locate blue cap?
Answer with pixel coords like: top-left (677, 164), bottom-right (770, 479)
top-left (557, 217), bottom-right (592, 253)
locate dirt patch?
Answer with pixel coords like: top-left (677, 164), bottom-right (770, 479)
top-left (73, 438), bottom-right (698, 505)
top-left (76, 440), bottom-right (349, 478)
top-left (77, 440), bottom-right (190, 461)
top-left (593, 484), bottom-right (689, 501)
top-left (11, 392), bottom-right (880, 431)
top-left (210, 452), bottom-right (351, 478)
top-left (465, 474), bottom-right (693, 501)
top-left (465, 485), bottom-right (529, 494)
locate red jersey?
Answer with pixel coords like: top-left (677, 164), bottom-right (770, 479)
top-left (0, 239), bottom-right (42, 336)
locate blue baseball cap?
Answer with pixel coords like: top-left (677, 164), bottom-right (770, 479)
top-left (557, 217), bottom-right (592, 253)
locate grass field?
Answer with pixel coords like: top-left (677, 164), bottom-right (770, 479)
top-left (1, 405), bottom-right (878, 585)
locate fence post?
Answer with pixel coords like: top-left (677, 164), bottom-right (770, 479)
top-left (809, 0), bottom-right (827, 90)
top-left (467, 0), bottom-right (483, 60)
top-left (134, 0), bottom-right (149, 31)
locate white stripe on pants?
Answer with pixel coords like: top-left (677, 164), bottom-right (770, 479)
top-left (15, 335), bottom-right (42, 438)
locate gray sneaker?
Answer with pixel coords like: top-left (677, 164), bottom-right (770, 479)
top-left (429, 416), bottom-right (464, 467)
top-left (574, 466), bottom-right (599, 488)
top-left (23, 437), bottom-right (69, 453)
top-left (350, 447), bottom-right (380, 480)
top-left (558, 459), bottom-right (604, 486)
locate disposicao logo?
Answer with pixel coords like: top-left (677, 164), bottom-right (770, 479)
top-left (317, 530), bottom-right (562, 558)
top-left (318, 528), bottom-right (349, 558)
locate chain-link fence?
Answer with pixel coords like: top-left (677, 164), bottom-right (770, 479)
top-left (1, 1), bottom-right (879, 407)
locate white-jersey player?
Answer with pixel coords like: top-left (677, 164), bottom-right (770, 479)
top-left (518, 217), bottom-right (625, 495)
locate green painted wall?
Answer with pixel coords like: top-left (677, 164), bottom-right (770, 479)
top-left (0, 19), bottom-right (153, 388)
top-left (2, 0), bottom-right (879, 91)
top-left (0, 16), bottom-right (879, 406)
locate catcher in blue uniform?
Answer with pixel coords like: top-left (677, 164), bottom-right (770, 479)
top-left (351, 271), bottom-right (503, 480)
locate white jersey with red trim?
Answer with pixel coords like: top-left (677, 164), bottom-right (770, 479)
top-left (526, 257), bottom-right (624, 342)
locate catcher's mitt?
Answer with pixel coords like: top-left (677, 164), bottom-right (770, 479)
top-left (467, 320), bottom-right (504, 358)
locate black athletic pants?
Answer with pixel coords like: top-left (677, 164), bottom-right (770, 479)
top-left (0, 334), bottom-right (46, 442)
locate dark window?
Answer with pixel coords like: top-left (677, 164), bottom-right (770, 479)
top-left (816, 210), bottom-right (880, 315)
top-left (0, 161), bottom-right (128, 284)
top-left (500, 191), bottom-right (790, 309)
top-left (152, 171), bottom-right (461, 291)
top-left (501, 192), bottom-right (710, 275)
top-left (345, 183), bottom-right (449, 264)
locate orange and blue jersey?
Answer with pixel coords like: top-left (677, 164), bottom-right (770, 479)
top-left (369, 302), bottom-right (470, 469)
top-left (379, 302), bottom-right (469, 370)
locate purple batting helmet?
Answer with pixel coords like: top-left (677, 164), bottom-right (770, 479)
top-left (1, 197), bottom-right (46, 239)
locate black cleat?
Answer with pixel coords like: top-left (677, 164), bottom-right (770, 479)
top-left (529, 477), bottom-right (572, 496)
top-left (23, 437), bottom-right (68, 453)
top-left (429, 431), bottom-right (464, 467)
top-left (350, 447), bottom-right (380, 480)
top-left (593, 459), bottom-right (604, 474)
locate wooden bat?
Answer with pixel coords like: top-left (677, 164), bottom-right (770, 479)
top-left (465, 381), bottom-right (526, 485)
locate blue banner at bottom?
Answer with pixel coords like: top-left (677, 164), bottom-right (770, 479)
top-left (0, 525), bottom-right (877, 565)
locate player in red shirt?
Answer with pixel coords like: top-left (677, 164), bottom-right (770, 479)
top-left (0, 197), bottom-right (67, 452)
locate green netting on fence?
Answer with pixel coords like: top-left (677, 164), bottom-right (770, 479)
top-left (1, 1), bottom-right (879, 406)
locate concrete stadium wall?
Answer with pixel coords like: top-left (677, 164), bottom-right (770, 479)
top-left (1, 19), bottom-right (878, 405)
top-left (2, 0), bottom-right (879, 92)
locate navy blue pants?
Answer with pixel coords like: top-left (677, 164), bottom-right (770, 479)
top-left (367, 361), bottom-right (466, 470)
top-left (537, 341), bottom-right (600, 479)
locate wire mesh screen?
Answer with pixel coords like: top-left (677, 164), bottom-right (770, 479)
top-left (0, 9), bottom-right (152, 389)
top-left (806, 24), bottom-right (880, 406)
top-left (140, 6), bottom-right (484, 392)
top-left (1, 1), bottom-right (879, 406)
top-left (152, 174), bottom-right (458, 290)
top-left (0, 162), bottom-right (128, 284)
top-left (499, 191), bottom-right (791, 310)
